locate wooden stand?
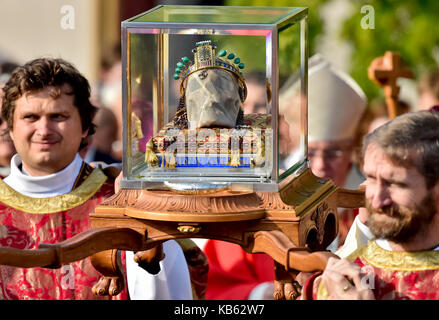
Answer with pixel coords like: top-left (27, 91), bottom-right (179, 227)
top-left (0, 168), bottom-right (365, 299)
top-left (89, 168), bottom-right (340, 299)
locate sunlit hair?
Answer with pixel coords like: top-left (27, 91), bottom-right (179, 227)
top-left (1, 58), bottom-right (97, 150)
top-left (363, 110), bottom-right (439, 188)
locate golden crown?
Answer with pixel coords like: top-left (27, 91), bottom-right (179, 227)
top-left (174, 40), bottom-right (247, 102)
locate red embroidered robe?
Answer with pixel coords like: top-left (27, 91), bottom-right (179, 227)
top-left (303, 240), bottom-right (439, 300)
top-left (0, 164), bottom-right (128, 300)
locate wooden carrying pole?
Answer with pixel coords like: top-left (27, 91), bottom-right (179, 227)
top-left (368, 51), bottom-right (413, 119)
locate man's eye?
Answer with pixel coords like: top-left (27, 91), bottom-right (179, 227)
top-left (52, 114), bottom-right (67, 120)
top-left (392, 182), bottom-right (407, 188)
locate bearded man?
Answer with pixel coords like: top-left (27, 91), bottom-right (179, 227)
top-left (303, 110), bottom-right (439, 300)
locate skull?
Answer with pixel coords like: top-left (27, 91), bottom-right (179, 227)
top-left (185, 68), bottom-right (241, 129)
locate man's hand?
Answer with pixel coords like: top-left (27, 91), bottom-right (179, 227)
top-left (322, 257), bottom-right (375, 300)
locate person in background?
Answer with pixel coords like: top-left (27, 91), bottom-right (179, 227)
top-left (0, 62), bottom-right (18, 178)
top-left (97, 43), bottom-right (124, 159)
top-left (82, 106), bottom-right (121, 165)
top-left (417, 70), bottom-right (439, 110)
top-left (278, 111), bottom-right (299, 170)
top-left (302, 55), bottom-right (367, 250)
top-left (243, 70), bottom-right (268, 114)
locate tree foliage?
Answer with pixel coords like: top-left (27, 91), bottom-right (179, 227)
top-left (225, 0), bottom-right (439, 101)
top-left (224, 0), bottom-right (327, 82)
top-left (342, 0), bottom-right (439, 100)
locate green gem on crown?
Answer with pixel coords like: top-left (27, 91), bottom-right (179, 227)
top-left (172, 40), bottom-right (247, 102)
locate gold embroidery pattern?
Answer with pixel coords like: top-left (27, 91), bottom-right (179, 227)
top-left (345, 244), bottom-right (367, 261)
top-left (354, 240), bottom-right (439, 271)
top-left (0, 168), bottom-right (108, 214)
top-left (316, 240), bottom-right (439, 299)
top-left (316, 276), bottom-right (329, 300)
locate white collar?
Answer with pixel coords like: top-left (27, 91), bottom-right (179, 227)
top-left (3, 153), bottom-right (84, 198)
top-left (356, 216), bottom-right (374, 240)
top-left (375, 239), bottom-right (392, 251)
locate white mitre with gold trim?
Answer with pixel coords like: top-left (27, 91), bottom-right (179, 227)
top-left (279, 55), bottom-right (367, 142)
top-left (307, 54), bottom-right (367, 142)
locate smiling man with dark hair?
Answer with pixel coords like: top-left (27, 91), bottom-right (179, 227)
top-left (0, 57), bottom-right (193, 300)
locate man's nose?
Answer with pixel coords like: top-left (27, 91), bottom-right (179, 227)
top-left (35, 118), bottom-right (53, 136)
top-left (370, 183), bottom-right (392, 209)
top-left (309, 154), bottom-right (331, 177)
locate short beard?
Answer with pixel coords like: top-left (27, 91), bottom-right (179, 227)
top-left (366, 193), bottom-right (436, 244)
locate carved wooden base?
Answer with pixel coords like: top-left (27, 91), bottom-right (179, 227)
top-left (88, 168), bottom-right (341, 298)
top-left (273, 261), bottom-right (301, 300)
top-left (91, 249), bottom-right (125, 296)
top-left (0, 168), bottom-right (367, 299)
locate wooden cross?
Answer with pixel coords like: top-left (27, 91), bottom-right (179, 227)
top-left (368, 51), bottom-right (413, 119)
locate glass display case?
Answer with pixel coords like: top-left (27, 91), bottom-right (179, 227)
top-left (120, 5), bottom-right (308, 192)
